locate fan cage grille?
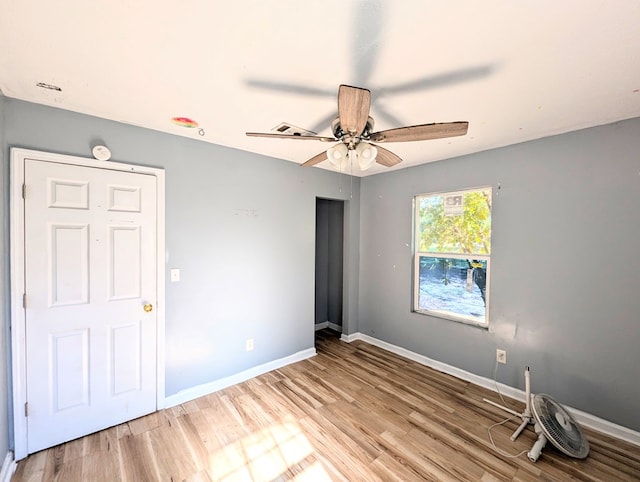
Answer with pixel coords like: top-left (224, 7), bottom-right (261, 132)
top-left (532, 393), bottom-right (589, 458)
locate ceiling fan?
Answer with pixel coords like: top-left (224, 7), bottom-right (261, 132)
top-left (246, 84), bottom-right (469, 171)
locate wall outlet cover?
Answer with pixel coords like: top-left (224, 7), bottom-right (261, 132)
top-left (496, 349), bottom-right (507, 364)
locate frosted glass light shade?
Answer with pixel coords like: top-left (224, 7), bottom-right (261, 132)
top-left (327, 143), bottom-right (349, 170)
top-left (356, 142), bottom-right (377, 171)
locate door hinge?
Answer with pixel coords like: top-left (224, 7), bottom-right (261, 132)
top-left (22, 184), bottom-right (26, 199)
top-left (23, 293), bottom-right (27, 309)
top-left (25, 402), bottom-right (28, 417)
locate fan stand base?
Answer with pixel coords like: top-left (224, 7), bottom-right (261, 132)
top-left (484, 366), bottom-right (537, 458)
top-left (484, 397), bottom-right (534, 441)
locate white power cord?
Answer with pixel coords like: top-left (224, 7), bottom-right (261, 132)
top-left (492, 358), bottom-right (513, 411)
top-left (488, 416), bottom-right (529, 459)
top-left (487, 359), bottom-right (528, 459)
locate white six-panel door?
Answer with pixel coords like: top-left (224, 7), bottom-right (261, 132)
top-left (23, 158), bottom-right (158, 454)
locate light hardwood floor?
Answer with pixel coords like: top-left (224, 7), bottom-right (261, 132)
top-left (12, 329), bottom-right (640, 481)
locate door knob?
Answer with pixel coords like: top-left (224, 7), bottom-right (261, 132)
top-left (143, 304), bottom-right (153, 312)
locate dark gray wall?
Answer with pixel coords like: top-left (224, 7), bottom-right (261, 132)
top-left (0, 97), bottom-right (361, 423)
top-left (315, 199), bottom-right (344, 327)
top-left (315, 200), bottom-right (329, 324)
top-left (359, 117), bottom-right (640, 431)
top-left (327, 200), bottom-right (344, 326)
top-left (0, 95), bottom-right (9, 459)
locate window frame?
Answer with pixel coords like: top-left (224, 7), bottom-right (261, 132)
top-left (412, 186), bottom-right (492, 327)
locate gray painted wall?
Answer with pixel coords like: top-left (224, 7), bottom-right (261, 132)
top-left (315, 199), bottom-right (344, 327)
top-left (0, 95), bottom-right (10, 459)
top-left (0, 97), bottom-right (361, 445)
top-left (1, 91), bottom-right (638, 458)
top-left (359, 117), bottom-right (640, 431)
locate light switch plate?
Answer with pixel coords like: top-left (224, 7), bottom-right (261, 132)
top-left (170, 268), bottom-right (180, 282)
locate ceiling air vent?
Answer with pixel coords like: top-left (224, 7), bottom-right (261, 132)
top-left (271, 122), bottom-right (316, 136)
top-left (36, 82), bottom-right (62, 91)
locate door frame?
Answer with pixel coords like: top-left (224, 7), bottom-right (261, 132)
top-left (10, 148), bottom-right (166, 460)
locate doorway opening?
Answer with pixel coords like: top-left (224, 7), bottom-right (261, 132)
top-left (314, 198), bottom-right (344, 339)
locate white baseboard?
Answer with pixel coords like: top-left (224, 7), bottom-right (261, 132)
top-left (343, 332), bottom-right (640, 447)
top-left (164, 347), bottom-right (317, 408)
top-left (340, 332), bottom-right (358, 343)
top-left (315, 321), bottom-right (342, 332)
top-left (0, 451), bottom-right (16, 482)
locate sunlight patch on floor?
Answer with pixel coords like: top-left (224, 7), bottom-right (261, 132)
top-left (208, 421), bottom-right (332, 481)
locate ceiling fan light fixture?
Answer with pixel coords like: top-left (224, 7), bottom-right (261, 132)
top-left (356, 142), bottom-right (377, 171)
top-left (327, 143), bottom-right (349, 171)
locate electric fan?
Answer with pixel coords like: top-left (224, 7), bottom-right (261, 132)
top-left (484, 367), bottom-right (590, 462)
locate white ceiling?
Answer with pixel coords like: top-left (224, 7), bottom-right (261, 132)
top-left (1, 1), bottom-right (639, 176)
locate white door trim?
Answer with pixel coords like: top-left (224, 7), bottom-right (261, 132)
top-left (10, 148), bottom-right (166, 460)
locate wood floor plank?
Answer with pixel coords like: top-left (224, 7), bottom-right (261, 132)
top-left (118, 433), bottom-right (160, 482)
top-left (287, 373), bottom-right (338, 406)
top-left (320, 399), bottom-right (394, 453)
top-left (405, 426), bottom-right (491, 480)
top-left (408, 410), bottom-right (518, 479)
top-left (11, 450), bottom-right (46, 482)
top-left (80, 449), bottom-right (122, 482)
top-left (294, 370), bottom-right (357, 404)
top-left (379, 429), bottom-right (460, 481)
top-left (312, 402), bottom-right (384, 461)
top-left (297, 415), bottom-right (383, 481)
top-left (369, 451), bottom-right (431, 482)
top-left (12, 329), bottom-right (640, 481)
top-left (41, 445), bottom-right (65, 481)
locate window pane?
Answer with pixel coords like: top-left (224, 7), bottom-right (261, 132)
top-left (418, 189), bottom-right (491, 255)
top-left (417, 256), bottom-right (487, 324)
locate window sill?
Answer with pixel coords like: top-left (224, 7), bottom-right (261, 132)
top-left (413, 309), bottom-right (489, 329)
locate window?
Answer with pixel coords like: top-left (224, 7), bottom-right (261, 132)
top-left (413, 187), bottom-right (492, 326)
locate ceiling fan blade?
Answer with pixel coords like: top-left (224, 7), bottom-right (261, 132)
top-left (246, 132), bottom-right (335, 142)
top-left (338, 85), bottom-right (371, 135)
top-left (301, 150), bottom-right (329, 167)
top-left (369, 121), bottom-right (469, 143)
top-left (374, 145), bottom-right (403, 167)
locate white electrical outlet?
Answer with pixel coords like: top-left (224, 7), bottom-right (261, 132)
top-left (496, 349), bottom-right (507, 364)
top-left (246, 338), bottom-right (254, 351)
